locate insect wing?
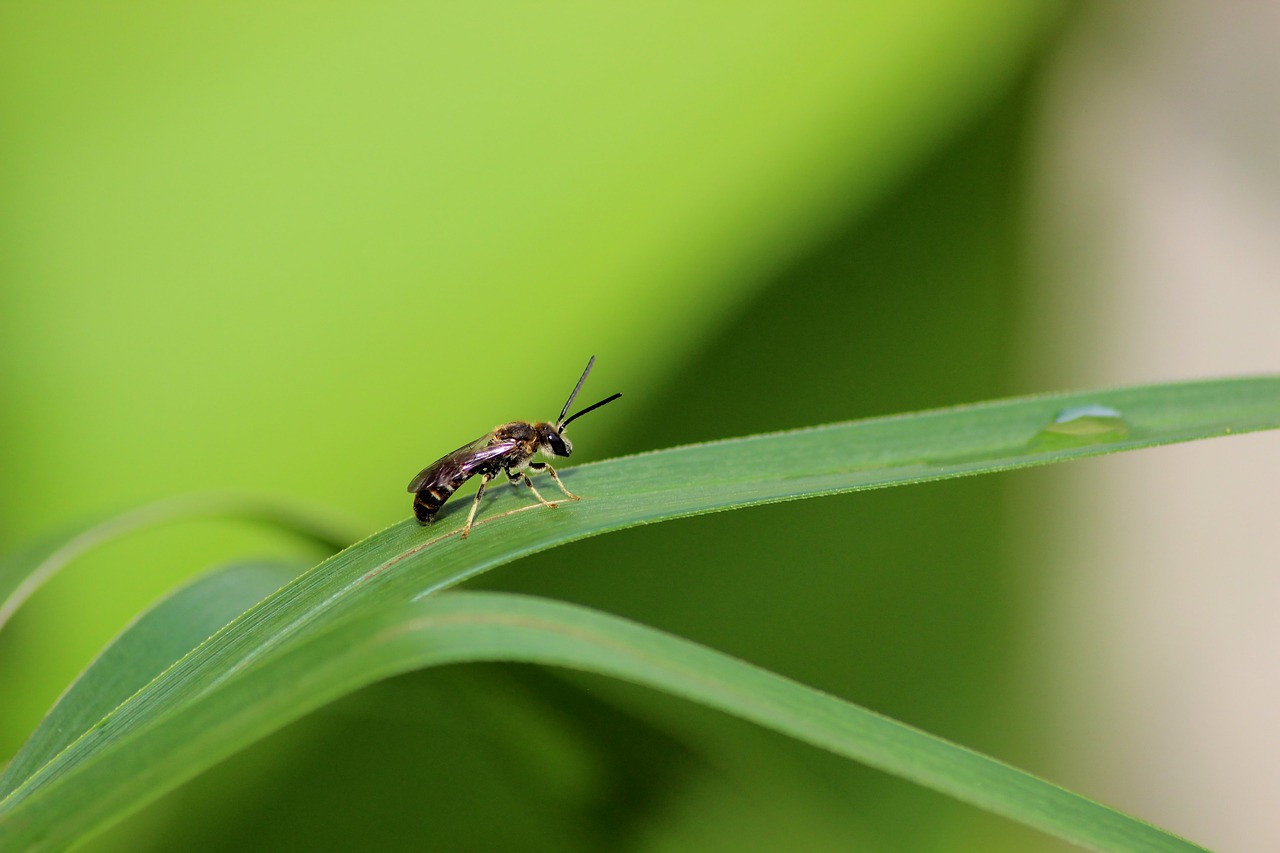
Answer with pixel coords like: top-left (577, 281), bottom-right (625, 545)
top-left (454, 440), bottom-right (520, 475)
top-left (406, 438), bottom-right (519, 493)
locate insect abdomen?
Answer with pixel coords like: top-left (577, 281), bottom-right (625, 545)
top-left (412, 459), bottom-right (472, 525)
top-left (413, 485), bottom-right (454, 524)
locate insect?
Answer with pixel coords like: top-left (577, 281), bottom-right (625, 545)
top-left (407, 356), bottom-right (621, 538)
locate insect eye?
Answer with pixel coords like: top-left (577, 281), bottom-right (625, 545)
top-left (548, 433), bottom-right (571, 457)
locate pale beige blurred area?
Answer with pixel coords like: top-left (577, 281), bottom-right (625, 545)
top-left (1022, 3), bottom-right (1280, 852)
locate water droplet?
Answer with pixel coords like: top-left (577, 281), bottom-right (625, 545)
top-left (1031, 404), bottom-right (1130, 449)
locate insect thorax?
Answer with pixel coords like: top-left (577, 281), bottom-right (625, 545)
top-left (493, 421), bottom-right (536, 443)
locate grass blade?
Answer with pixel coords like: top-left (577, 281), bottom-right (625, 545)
top-left (2, 376), bottom-right (1275, 849)
top-left (0, 493), bottom-right (357, 635)
top-left (0, 560), bottom-right (304, 797)
top-left (0, 591), bottom-right (1209, 852)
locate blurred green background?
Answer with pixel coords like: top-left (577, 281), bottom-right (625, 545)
top-left (4, 3), bottom-right (1275, 851)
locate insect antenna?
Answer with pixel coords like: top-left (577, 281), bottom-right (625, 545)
top-left (557, 356), bottom-right (597, 425)
top-left (560, 392), bottom-right (622, 430)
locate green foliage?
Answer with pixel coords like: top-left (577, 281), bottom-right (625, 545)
top-left (8, 3), bottom-right (1263, 851)
top-left (4, 377), bottom-right (1275, 851)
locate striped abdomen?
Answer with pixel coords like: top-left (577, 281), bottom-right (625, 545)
top-left (411, 458), bottom-right (472, 524)
top-left (413, 487), bottom-right (451, 524)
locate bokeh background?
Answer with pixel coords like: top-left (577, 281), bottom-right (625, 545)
top-left (3, 3), bottom-right (1278, 851)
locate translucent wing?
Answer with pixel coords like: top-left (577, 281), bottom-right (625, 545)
top-left (406, 438), bottom-right (519, 493)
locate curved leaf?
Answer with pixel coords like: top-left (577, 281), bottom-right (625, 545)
top-left (3, 376), bottom-right (1276, 849)
top-left (0, 560), bottom-right (305, 796)
top-left (0, 492), bottom-right (357, 634)
top-left (0, 591), bottom-right (1208, 852)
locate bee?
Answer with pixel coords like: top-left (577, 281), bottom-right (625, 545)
top-left (407, 357), bottom-right (621, 538)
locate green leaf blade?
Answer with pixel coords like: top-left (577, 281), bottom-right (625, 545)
top-left (0, 560), bottom-right (303, 798)
top-left (4, 376), bottom-right (1275, 850)
top-left (0, 493), bottom-right (357, 635)
top-left (0, 591), bottom-right (1209, 853)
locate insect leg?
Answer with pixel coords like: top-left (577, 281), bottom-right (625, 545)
top-left (461, 472), bottom-right (494, 539)
top-left (528, 462), bottom-right (580, 501)
top-left (515, 470), bottom-right (559, 509)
